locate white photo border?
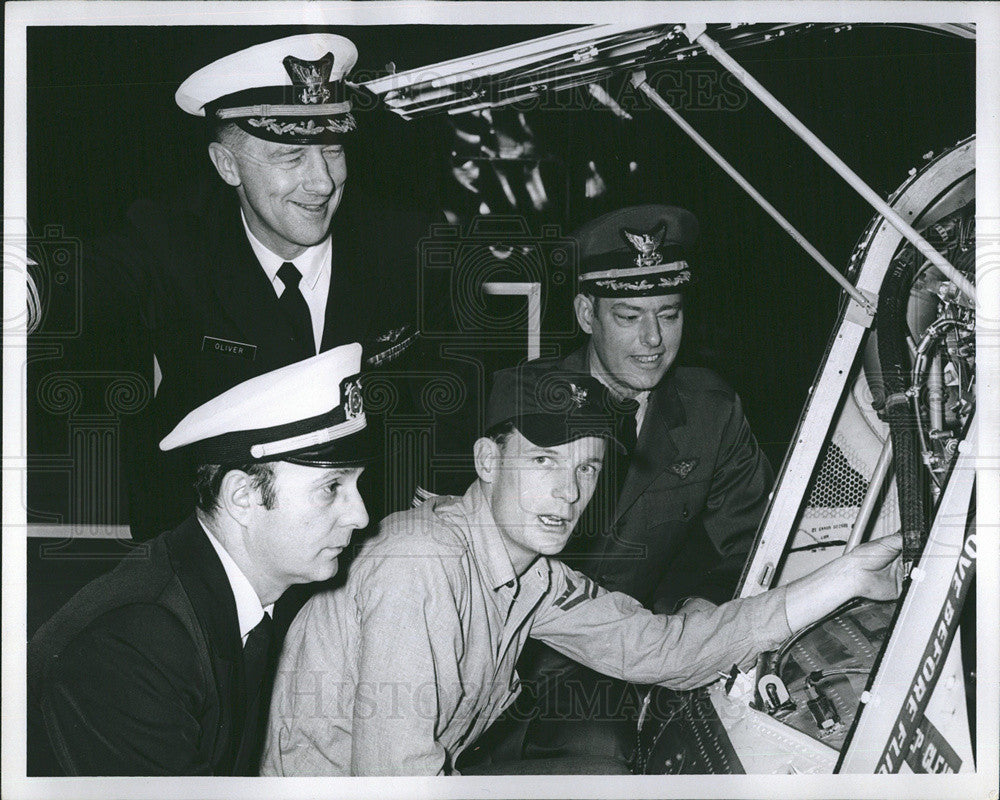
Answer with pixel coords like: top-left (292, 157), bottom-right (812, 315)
top-left (4, 2), bottom-right (998, 799)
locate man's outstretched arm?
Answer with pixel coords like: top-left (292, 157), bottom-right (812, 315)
top-left (531, 533), bottom-right (903, 690)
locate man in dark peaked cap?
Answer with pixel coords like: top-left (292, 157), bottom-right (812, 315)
top-left (78, 33), bottom-right (420, 540)
top-left (28, 343), bottom-right (372, 776)
top-left (459, 204), bottom-right (775, 773)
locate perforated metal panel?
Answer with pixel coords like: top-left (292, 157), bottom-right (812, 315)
top-left (804, 435), bottom-right (871, 517)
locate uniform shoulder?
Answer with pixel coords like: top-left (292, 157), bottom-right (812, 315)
top-left (88, 184), bottom-right (221, 273)
top-left (526, 355), bottom-right (567, 371)
top-left (126, 182), bottom-right (228, 238)
top-left (72, 602), bottom-right (194, 655)
top-left (345, 498), bottom-right (476, 598)
top-left (364, 497), bottom-right (471, 560)
top-left (29, 539), bottom-right (188, 666)
top-left (670, 366), bottom-right (737, 401)
top-left (529, 349), bottom-right (586, 373)
top-left (32, 600), bottom-right (202, 702)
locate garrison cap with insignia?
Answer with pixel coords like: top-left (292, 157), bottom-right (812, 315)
top-left (575, 205), bottom-right (699, 298)
top-left (176, 34), bottom-right (358, 144)
top-left (160, 342), bottom-right (371, 467)
top-left (486, 361), bottom-right (635, 452)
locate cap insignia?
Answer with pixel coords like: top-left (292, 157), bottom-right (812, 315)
top-left (344, 379), bottom-right (364, 420)
top-left (283, 52), bottom-right (335, 105)
top-left (621, 223), bottom-right (669, 268)
top-left (569, 383), bottom-right (588, 409)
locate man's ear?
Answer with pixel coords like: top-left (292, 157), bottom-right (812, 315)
top-left (574, 293), bottom-right (596, 335)
top-left (217, 468), bottom-right (257, 526)
top-left (473, 437), bottom-right (500, 484)
top-left (207, 141), bottom-right (242, 187)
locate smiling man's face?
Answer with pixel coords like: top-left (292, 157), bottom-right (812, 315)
top-left (212, 134), bottom-right (348, 260)
top-left (575, 293), bottom-right (683, 399)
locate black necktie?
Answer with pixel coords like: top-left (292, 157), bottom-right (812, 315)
top-left (609, 402), bottom-right (638, 508)
top-left (277, 262), bottom-right (315, 354)
top-left (235, 612), bottom-right (274, 775)
top-left (618, 399), bottom-right (640, 457)
top-left (242, 612), bottom-right (274, 696)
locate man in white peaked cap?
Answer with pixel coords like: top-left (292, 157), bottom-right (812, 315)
top-left (81, 34), bottom-right (419, 540)
top-left (28, 343), bottom-right (371, 776)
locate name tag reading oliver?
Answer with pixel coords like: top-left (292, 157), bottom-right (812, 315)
top-left (202, 336), bottom-right (257, 361)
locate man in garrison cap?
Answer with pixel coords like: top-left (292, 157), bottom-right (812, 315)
top-left (458, 204), bottom-right (776, 773)
top-left (261, 361), bottom-right (902, 776)
top-left (76, 34), bottom-right (419, 540)
top-left (28, 344), bottom-right (371, 776)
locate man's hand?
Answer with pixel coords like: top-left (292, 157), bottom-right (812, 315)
top-left (784, 532), bottom-right (904, 634)
top-left (839, 532), bottom-right (904, 602)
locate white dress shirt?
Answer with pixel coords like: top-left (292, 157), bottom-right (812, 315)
top-left (590, 369), bottom-right (651, 436)
top-left (632, 390), bottom-right (651, 434)
top-left (241, 213), bottom-right (331, 354)
top-left (204, 526), bottom-right (274, 645)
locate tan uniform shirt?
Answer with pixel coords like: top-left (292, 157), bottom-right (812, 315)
top-left (261, 482), bottom-right (791, 776)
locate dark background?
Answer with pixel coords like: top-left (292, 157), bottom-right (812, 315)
top-left (25, 23), bottom-right (975, 532)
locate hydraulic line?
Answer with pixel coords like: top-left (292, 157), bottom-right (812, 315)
top-left (876, 255), bottom-right (926, 571)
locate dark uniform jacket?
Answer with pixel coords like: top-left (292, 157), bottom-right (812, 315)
top-left (557, 347), bottom-right (774, 609)
top-left (28, 517), bottom-right (266, 776)
top-left (79, 184), bottom-right (420, 538)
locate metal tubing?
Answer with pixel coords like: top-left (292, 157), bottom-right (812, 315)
top-left (631, 71), bottom-right (876, 318)
top-left (845, 437), bottom-right (894, 552)
top-left (686, 26), bottom-right (977, 304)
top-left (928, 351), bottom-right (945, 431)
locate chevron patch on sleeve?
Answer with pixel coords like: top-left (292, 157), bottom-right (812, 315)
top-left (553, 572), bottom-right (601, 611)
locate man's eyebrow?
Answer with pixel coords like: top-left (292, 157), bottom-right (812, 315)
top-left (522, 446), bottom-right (559, 456)
top-left (312, 467), bottom-right (352, 483)
top-left (609, 300), bottom-right (681, 312)
top-left (266, 145), bottom-right (303, 158)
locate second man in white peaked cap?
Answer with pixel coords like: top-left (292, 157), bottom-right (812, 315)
top-left (29, 344), bottom-right (371, 776)
top-left (83, 33), bottom-right (419, 540)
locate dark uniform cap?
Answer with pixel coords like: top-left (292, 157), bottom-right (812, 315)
top-left (176, 34), bottom-right (358, 145)
top-left (486, 362), bottom-right (635, 452)
top-left (159, 342), bottom-right (371, 467)
top-left (575, 204), bottom-right (699, 298)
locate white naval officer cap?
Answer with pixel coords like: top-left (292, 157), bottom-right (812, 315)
top-left (175, 33), bottom-right (359, 145)
top-left (160, 343), bottom-right (370, 467)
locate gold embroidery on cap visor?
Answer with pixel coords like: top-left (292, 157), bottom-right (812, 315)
top-left (578, 260), bottom-right (689, 282)
top-left (244, 115), bottom-right (357, 137)
top-left (592, 271), bottom-right (691, 292)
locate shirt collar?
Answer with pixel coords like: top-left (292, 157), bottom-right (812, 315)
top-left (240, 210), bottom-right (331, 292)
top-left (586, 350), bottom-right (651, 411)
top-left (460, 481), bottom-right (521, 591)
top-left (202, 525), bottom-right (274, 641)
